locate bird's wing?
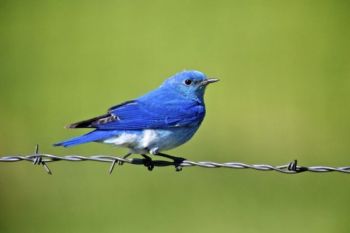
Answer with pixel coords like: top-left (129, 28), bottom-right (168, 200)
top-left (67, 99), bottom-right (205, 130)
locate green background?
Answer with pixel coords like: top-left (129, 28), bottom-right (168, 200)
top-left (1, 0), bottom-right (350, 232)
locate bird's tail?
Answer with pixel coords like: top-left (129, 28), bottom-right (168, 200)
top-left (54, 130), bottom-right (114, 147)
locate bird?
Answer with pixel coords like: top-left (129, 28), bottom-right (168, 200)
top-left (54, 70), bottom-right (219, 171)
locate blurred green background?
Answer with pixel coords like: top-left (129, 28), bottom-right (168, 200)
top-left (1, 0), bottom-right (350, 232)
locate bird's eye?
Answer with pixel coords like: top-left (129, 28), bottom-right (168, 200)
top-left (184, 79), bottom-right (192, 85)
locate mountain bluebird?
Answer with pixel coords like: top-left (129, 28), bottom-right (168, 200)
top-left (55, 70), bottom-right (219, 170)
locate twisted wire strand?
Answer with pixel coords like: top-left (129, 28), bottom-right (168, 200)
top-left (0, 145), bottom-right (349, 174)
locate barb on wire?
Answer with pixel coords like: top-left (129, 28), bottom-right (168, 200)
top-left (0, 145), bottom-right (349, 175)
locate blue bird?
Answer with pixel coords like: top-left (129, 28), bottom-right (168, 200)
top-left (54, 70), bottom-right (219, 170)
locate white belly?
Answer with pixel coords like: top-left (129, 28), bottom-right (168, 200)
top-left (102, 127), bottom-right (198, 154)
top-left (103, 129), bottom-right (160, 153)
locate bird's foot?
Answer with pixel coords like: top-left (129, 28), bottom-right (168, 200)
top-left (144, 158), bottom-right (154, 171)
top-left (173, 157), bottom-right (186, 172)
top-left (118, 153), bottom-right (132, 166)
top-left (154, 152), bottom-right (186, 172)
top-left (141, 154), bottom-right (154, 171)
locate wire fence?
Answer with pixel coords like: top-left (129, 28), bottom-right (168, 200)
top-left (0, 145), bottom-right (349, 175)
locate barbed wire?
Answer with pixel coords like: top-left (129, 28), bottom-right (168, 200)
top-left (0, 145), bottom-right (349, 175)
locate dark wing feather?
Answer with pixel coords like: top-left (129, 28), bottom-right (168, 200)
top-left (67, 99), bottom-right (205, 130)
top-left (66, 113), bottom-right (117, 128)
top-left (67, 100), bottom-right (134, 129)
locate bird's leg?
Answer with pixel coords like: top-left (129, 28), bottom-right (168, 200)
top-left (118, 152), bottom-right (132, 165)
top-left (154, 152), bottom-right (186, 172)
top-left (141, 154), bottom-right (154, 171)
top-left (109, 152), bottom-right (132, 174)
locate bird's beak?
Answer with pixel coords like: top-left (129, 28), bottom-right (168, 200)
top-left (201, 78), bottom-right (220, 86)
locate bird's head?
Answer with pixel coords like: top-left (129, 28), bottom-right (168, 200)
top-left (161, 70), bottom-right (219, 101)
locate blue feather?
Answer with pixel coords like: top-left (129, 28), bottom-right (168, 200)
top-left (54, 70), bottom-right (218, 154)
top-left (54, 130), bottom-right (119, 147)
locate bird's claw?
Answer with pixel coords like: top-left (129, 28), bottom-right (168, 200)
top-left (175, 165), bottom-right (182, 172)
top-left (143, 158), bottom-right (154, 171)
top-left (174, 157), bottom-right (185, 172)
top-left (118, 153), bottom-right (132, 166)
